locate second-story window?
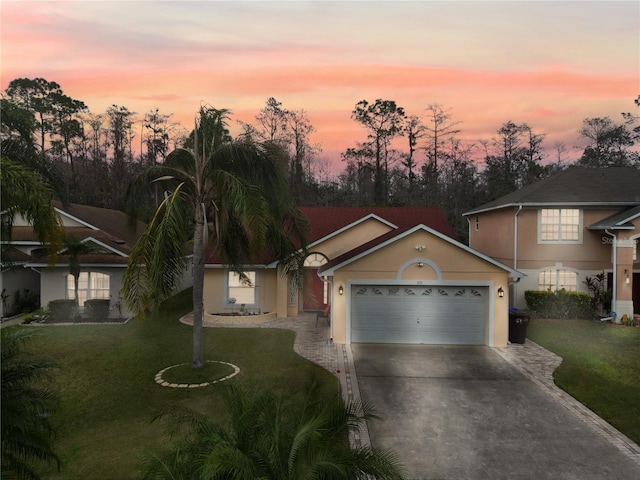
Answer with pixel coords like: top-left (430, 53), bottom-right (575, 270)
top-left (539, 208), bottom-right (581, 242)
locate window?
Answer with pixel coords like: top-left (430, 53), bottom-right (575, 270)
top-left (538, 268), bottom-right (577, 292)
top-left (67, 272), bottom-right (110, 306)
top-left (475, 215), bottom-right (479, 231)
top-left (227, 271), bottom-right (257, 306)
top-left (539, 209), bottom-right (580, 242)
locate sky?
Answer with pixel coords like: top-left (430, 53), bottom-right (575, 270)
top-left (1, 0), bottom-right (638, 175)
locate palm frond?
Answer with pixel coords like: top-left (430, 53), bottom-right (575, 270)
top-left (123, 185), bottom-right (190, 316)
top-left (1, 157), bottom-right (64, 257)
top-left (1, 328), bottom-right (61, 478)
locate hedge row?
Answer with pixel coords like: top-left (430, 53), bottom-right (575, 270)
top-left (85, 299), bottom-right (110, 321)
top-left (524, 290), bottom-right (594, 319)
top-left (48, 299), bottom-right (76, 322)
top-left (47, 298), bottom-right (111, 321)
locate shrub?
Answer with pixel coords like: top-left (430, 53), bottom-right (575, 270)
top-left (11, 289), bottom-right (40, 315)
top-left (48, 299), bottom-right (76, 322)
top-left (84, 299), bottom-right (110, 321)
top-left (524, 289), bottom-right (594, 319)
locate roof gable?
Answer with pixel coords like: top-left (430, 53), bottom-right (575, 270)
top-left (4, 202), bottom-right (147, 267)
top-left (319, 224), bottom-right (524, 278)
top-left (52, 201), bottom-right (146, 247)
top-left (207, 206), bottom-right (458, 266)
top-left (298, 206), bottom-right (458, 242)
top-left (465, 167), bottom-right (640, 215)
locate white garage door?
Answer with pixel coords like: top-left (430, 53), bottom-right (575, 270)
top-left (351, 285), bottom-right (488, 344)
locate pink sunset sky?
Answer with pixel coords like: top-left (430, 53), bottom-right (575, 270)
top-left (2, 0), bottom-right (638, 175)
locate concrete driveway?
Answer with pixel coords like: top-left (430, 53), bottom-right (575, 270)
top-left (352, 344), bottom-right (640, 480)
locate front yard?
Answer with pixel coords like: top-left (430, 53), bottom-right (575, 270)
top-left (24, 289), bottom-right (338, 479)
top-left (527, 319), bottom-right (640, 445)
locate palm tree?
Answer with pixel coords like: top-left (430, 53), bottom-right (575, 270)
top-left (123, 106), bottom-right (308, 368)
top-left (1, 157), bottom-right (64, 257)
top-left (140, 382), bottom-right (406, 479)
top-left (1, 327), bottom-right (60, 479)
top-left (62, 236), bottom-right (99, 307)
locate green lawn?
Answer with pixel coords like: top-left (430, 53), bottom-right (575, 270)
top-left (26, 289), bottom-right (338, 479)
top-left (527, 319), bottom-right (640, 445)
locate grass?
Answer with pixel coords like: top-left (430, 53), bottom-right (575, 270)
top-left (527, 319), bottom-right (640, 445)
top-left (24, 288), bottom-right (338, 479)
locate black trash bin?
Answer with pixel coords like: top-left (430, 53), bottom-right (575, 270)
top-left (508, 311), bottom-right (530, 344)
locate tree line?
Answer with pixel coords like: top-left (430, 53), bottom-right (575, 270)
top-left (2, 77), bottom-right (638, 240)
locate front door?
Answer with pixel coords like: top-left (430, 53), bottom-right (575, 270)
top-left (303, 268), bottom-right (326, 311)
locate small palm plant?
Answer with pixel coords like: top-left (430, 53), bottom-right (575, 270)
top-left (140, 381), bottom-right (406, 480)
top-left (1, 327), bottom-right (60, 479)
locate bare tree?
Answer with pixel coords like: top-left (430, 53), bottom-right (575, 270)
top-left (421, 104), bottom-right (461, 205)
top-left (350, 99), bottom-right (405, 205)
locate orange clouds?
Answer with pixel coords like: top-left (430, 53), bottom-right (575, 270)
top-left (2, 0), bottom-right (638, 176)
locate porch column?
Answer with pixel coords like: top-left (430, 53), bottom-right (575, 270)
top-left (615, 233), bottom-right (635, 323)
top-left (275, 274), bottom-right (290, 318)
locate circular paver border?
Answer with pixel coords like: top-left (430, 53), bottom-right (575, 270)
top-left (155, 360), bottom-right (240, 388)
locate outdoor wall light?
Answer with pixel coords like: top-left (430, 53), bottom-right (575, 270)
top-left (625, 269), bottom-right (630, 284)
top-left (415, 245), bottom-right (425, 252)
top-left (417, 262), bottom-right (424, 268)
top-left (498, 287), bottom-right (505, 298)
top-left (338, 285), bottom-right (344, 295)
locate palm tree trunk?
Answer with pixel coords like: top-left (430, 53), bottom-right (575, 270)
top-left (192, 210), bottom-right (205, 369)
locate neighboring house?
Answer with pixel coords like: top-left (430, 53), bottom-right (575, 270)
top-left (203, 207), bottom-right (523, 348)
top-left (1, 202), bottom-right (193, 319)
top-left (463, 167), bottom-right (640, 322)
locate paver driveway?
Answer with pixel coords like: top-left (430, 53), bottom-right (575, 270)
top-left (352, 344), bottom-right (640, 480)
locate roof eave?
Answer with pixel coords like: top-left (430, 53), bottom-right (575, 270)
top-left (464, 201), bottom-right (640, 216)
top-left (320, 224), bottom-right (525, 279)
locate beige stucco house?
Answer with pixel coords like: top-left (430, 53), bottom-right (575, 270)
top-left (203, 207), bottom-right (523, 347)
top-left (463, 167), bottom-right (640, 322)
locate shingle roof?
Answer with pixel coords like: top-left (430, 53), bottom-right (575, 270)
top-left (14, 202), bottom-right (147, 267)
top-left (1, 246), bottom-right (35, 265)
top-left (588, 205), bottom-right (640, 230)
top-left (52, 201), bottom-right (146, 247)
top-left (205, 206), bottom-right (457, 266)
top-left (298, 206), bottom-right (458, 243)
top-left (464, 167), bottom-right (640, 215)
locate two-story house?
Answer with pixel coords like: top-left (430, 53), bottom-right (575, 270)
top-left (464, 167), bottom-right (640, 321)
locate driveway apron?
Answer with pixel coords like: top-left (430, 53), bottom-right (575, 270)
top-left (352, 344), bottom-right (640, 480)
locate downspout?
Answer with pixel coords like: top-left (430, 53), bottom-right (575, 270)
top-left (605, 229), bottom-right (617, 317)
top-left (513, 205), bottom-right (523, 308)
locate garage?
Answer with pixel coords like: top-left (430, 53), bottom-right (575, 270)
top-left (350, 284), bottom-right (488, 344)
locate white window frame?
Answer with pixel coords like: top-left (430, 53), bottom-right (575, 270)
top-left (225, 270), bottom-right (258, 308)
top-left (538, 208), bottom-right (582, 244)
top-left (67, 271), bottom-right (111, 307)
top-left (474, 215), bottom-right (479, 231)
top-left (537, 268), bottom-right (578, 292)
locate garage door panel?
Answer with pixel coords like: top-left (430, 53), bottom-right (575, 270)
top-left (351, 285), bottom-right (488, 345)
